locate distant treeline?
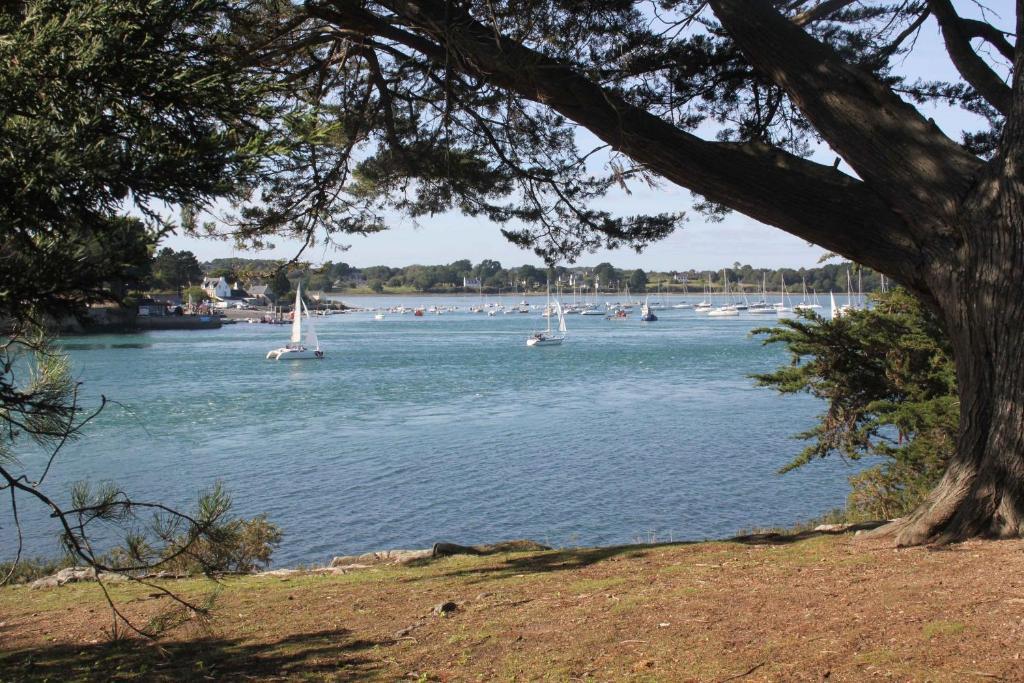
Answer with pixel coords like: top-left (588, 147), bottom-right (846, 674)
top-left (194, 257), bottom-right (886, 295)
top-left (190, 255), bottom-right (888, 294)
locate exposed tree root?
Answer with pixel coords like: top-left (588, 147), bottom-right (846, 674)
top-left (861, 466), bottom-right (1024, 546)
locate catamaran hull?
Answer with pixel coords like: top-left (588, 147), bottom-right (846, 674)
top-left (266, 348), bottom-right (324, 360)
top-left (526, 337), bottom-right (564, 347)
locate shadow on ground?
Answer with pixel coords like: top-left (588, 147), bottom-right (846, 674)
top-left (0, 627), bottom-right (389, 682)
top-left (731, 520), bottom-right (888, 545)
top-left (421, 522), bottom-right (890, 582)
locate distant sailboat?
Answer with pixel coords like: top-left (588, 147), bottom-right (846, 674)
top-left (266, 283), bottom-right (323, 360)
top-left (640, 297), bottom-right (658, 321)
top-left (748, 273), bottom-right (776, 314)
top-left (579, 279), bottom-right (606, 315)
top-left (708, 269), bottom-right (739, 317)
top-left (527, 287), bottom-right (567, 346)
top-left (794, 276), bottom-right (822, 312)
top-left (695, 272), bottom-right (714, 313)
top-left (837, 270), bottom-right (856, 316)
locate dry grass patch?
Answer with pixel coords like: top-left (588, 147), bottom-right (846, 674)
top-left (2, 533), bottom-right (1024, 681)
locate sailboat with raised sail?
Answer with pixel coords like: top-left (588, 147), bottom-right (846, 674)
top-left (748, 273), bottom-right (776, 314)
top-left (640, 296), bottom-right (658, 321)
top-left (694, 272), bottom-right (714, 313)
top-left (775, 273), bottom-right (794, 315)
top-left (794, 276), bottom-right (822, 312)
top-left (527, 286), bottom-right (567, 346)
top-left (267, 283), bottom-right (324, 360)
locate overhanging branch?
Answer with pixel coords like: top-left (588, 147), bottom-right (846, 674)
top-left (928, 0), bottom-right (1012, 116)
top-left (316, 0), bottom-right (922, 283)
top-left (710, 0), bottom-right (983, 230)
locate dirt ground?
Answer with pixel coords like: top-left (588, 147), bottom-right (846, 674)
top-left (2, 532), bottom-right (1023, 681)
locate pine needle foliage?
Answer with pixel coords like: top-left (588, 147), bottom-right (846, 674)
top-left (752, 289), bottom-right (957, 520)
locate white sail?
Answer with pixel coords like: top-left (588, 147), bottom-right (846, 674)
top-left (302, 299), bottom-right (319, 349)
top-left (556, 300), bottom-right (567, 333)
top-left (266, 279), bottom-right (324, 359)
top-left (830, 291), bottom-right (838, 318)
top-left (290, 283), bottom-right (303, 344)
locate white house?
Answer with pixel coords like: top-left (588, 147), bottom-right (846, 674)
top-left (201, 276), bottom-right (232, 300)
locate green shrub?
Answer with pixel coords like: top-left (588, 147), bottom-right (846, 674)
top-left (753, 288), bottom-right (956, 520)
top-left (157, 514), bottom-right (283, 575)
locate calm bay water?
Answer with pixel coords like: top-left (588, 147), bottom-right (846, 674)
top-left (4, 295), bottom-right (867, 566)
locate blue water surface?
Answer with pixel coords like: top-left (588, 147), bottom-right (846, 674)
top-left (3, 295), bottom-right (867, 566)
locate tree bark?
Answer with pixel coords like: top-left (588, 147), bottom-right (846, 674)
top-left (867, 3), bottom-right (1024, 545)
top-left (881, 211), bottom-right (1024, 544)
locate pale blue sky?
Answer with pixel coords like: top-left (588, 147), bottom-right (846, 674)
top-left (165, 1), bottom-right (1012, 270)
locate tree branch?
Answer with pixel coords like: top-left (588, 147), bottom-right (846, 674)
top-left (959, 18), bottom-right (1015, 61)
top-left (709, 0), bottom-right (983, 232)
top-left (321, 0), bottom-right (922, 285)
top-left (928, 0), bottom-right (1012, 116)
top-left (791, 0), bottom-right (858, 27)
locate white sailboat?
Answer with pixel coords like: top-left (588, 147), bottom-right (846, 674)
top-left (708, 269), bottom-right (739, 316)
top-left (527, 293), bottom-right (567, 346)
top-left (793, 276), bottom-right (822, 312)
top-left (775, 274), bottom-right (793, 314)
top-left (579, 278), bottom-right (606, 315)
top-left (837, 270), bottom-right (856, 315)
top-left (694, 272), bottom-right (714, 312)
top-left (266, 283), bottom-right (324, 360)
top-left (748, 273), bottom-right (776, 314)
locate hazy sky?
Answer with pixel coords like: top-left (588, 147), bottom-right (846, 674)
top-left (164, 2), bottom-right (1011, 270)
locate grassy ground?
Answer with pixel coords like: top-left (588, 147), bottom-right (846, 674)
top-left (2, 532), bottom-right (1023, 681)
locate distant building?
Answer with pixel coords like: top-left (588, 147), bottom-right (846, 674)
top-left (202, 276), bottom-right (232, 300)
top-left (137, 299), bottom-right (167, 316)
top-left (203, 276), bottom-right (253, 308)
top-left (246, 284), bottom-right (270, 306)
top-left (137, 298), bottom-right (182, 316)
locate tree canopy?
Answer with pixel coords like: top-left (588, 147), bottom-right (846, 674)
top-left (152, 248), bottom-right (203, 294)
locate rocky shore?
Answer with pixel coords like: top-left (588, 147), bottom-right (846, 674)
top-left (27, 539), bottom-right (552, 590)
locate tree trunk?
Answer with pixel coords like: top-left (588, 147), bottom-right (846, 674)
top-left (873, 19), bottom-right (1024, 545)
top-left (878, 163), bottom-right (1024, 546)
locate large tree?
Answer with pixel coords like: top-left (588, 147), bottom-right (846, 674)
top-left (152, 247), bottom-right (204, 295)
top-left (228, 0), bottom-right (1018, 545)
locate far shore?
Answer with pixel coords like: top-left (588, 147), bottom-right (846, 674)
top-left (319, 289), bottom-right (838, 298)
